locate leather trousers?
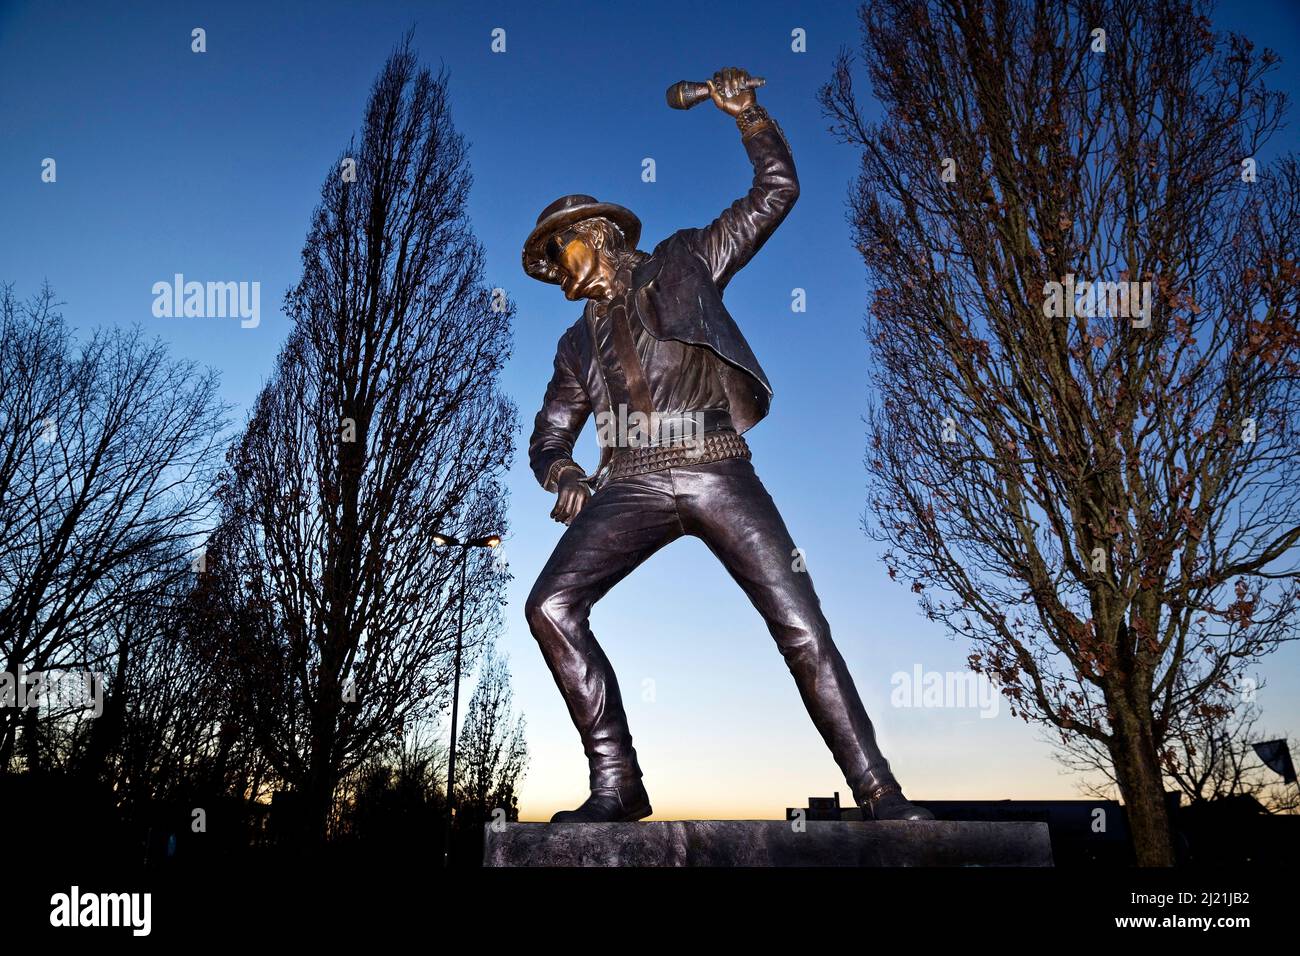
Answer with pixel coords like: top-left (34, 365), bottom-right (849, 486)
top-left (524, 455), bottom-right (898, 805)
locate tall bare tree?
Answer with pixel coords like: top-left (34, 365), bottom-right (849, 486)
top-left (0, 283), bottom-right (227, 773)
top-left (212, 38), bottom-right (515, 843)
top-left (822, 0), bottom-right (1300, 864)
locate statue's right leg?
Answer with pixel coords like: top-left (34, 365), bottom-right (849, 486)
top-left (525, 470), bottom-right (683, 822)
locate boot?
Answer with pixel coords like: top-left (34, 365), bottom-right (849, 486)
top-left (551, 778), bottom-right (653, 823)
top-left (860, 780), bottom-right (934, 821)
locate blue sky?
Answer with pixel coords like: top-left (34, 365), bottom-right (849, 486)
top-left (3, 0), bottom-right (1298, 820)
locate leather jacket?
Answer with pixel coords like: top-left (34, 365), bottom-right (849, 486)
top-left (529, 120), bottom-right (799, 491)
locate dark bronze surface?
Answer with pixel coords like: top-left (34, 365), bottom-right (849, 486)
top-left (485, 821), bottom-right (1055, 867)
top-left (522, 68), bottom-right (933, 824)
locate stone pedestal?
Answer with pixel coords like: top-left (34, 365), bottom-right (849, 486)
top-left (483, 820), bottom-right (1053, 867)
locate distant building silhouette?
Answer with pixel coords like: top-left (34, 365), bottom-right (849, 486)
top-left (793, 792), bottom-right (844, 821)
top-left (786, 790), bottom-right (1300, 865)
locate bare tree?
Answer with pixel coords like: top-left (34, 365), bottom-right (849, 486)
top-left (454, 645), bottom-right (528, 826)
top-left (93, 560), bottom-right (272, 810)
top-left (1056, 680), bottom-right (1299, 814)
top-left (822, 0), bottom-right (1300, 864)
top-left (0, 283), bottom-right (227, 773)
top-left (335, 717), bottom-right (448, 848)
top-left (1155, 693), bottom-right (1300, 812)
top-left (212, 37), bottom-right (515, 843)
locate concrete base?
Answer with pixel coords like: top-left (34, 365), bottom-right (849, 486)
top-left (483, 820), bottom-right (1053, 867)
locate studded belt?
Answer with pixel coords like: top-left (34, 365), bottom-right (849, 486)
top-left (606, 429), bottom-right (750, 482)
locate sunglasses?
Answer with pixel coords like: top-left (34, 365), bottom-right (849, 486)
top-left (545, 227), bottom-right (587, 266)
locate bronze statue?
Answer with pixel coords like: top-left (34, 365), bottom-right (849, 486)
top-left (523, 67), bottom-right (933, 824)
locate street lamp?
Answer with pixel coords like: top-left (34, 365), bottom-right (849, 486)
top-left (433, 531), bottom-right (501, 866)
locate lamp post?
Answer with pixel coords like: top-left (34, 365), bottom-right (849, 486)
top-left (433, 531), bottom-right (501, 867)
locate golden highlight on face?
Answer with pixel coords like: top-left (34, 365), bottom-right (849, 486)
top-left (547, 222), bottom-right (618, 301)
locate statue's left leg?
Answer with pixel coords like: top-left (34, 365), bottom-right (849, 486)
top-left (672, 455), bottom-right (934, 821)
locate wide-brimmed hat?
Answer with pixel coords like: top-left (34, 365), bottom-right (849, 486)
top-left (522, 194), bottom-right (642, 284)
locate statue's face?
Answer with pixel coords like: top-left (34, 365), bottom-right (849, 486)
top-left (548, 224), bottom-right (615, 302)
